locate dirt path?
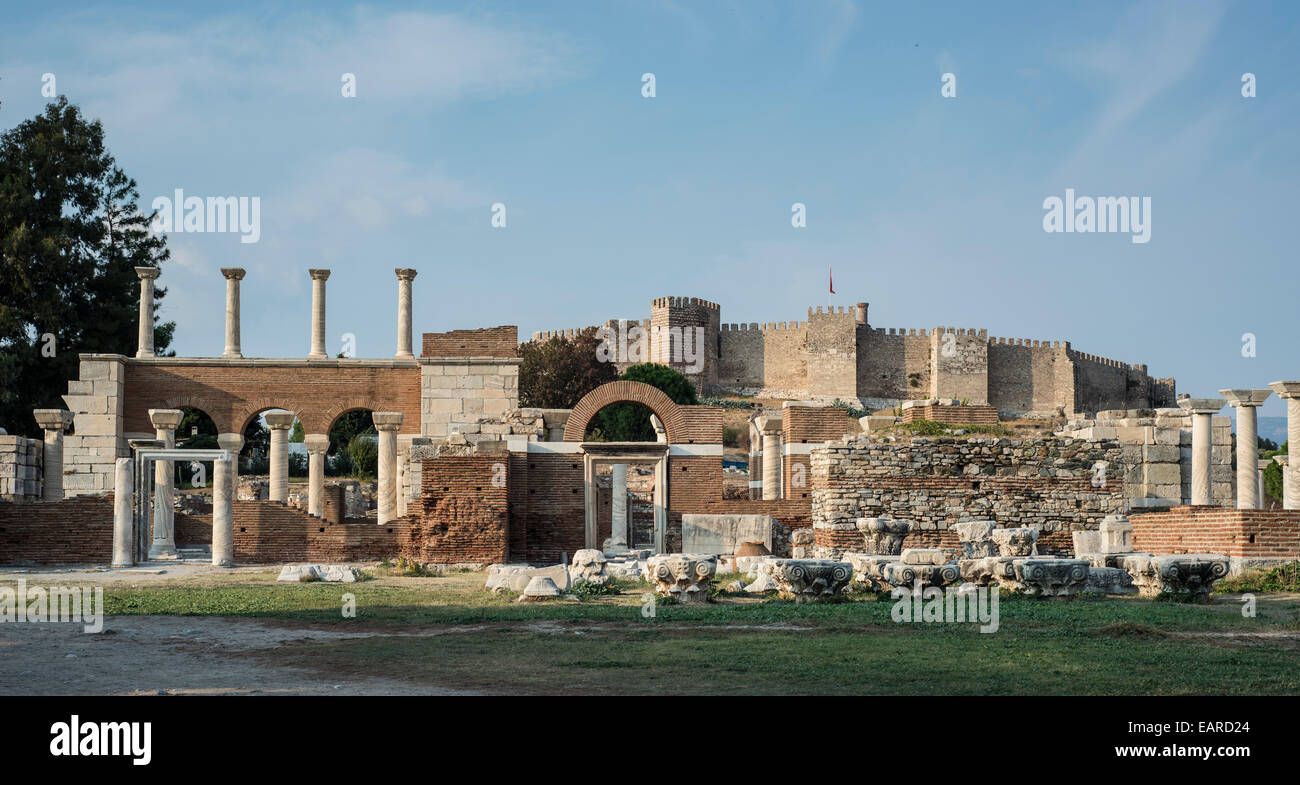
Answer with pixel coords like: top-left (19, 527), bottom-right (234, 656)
top-left (0, 615), bottom-right (479, 695)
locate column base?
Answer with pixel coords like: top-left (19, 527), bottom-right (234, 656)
top-left (148, 542), bottom-right (180, 560)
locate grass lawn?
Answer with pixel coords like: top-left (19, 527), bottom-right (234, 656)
top-left (73, 570), bottom-right (1300, 695)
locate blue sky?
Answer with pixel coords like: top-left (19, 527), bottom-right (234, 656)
top-left (2, 1), bottom-right (1297, 415)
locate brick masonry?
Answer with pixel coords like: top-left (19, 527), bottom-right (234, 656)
top-left (1131, 506), bottom-right (1300, 561)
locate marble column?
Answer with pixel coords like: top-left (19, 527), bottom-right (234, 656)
top-left (217, 432), bottom-right (244, 501)
top-left (221, 267), bottom-right (246, 358)
top-left (395, 268), bottom-right (417, 358)
top-left (304, 433), bottom-right (330, 517)
top-left (610, 463), bottom-right (628, 549)
top-left (1220, 389), bottom-right (1272, 509)
top-left (212, 454), bottom-right (234, 567)
top-left (373, 412), bottom-right (404, 524)
top-left (112, 457), bottom-right (134, 568)
top-left (264, 411), bottom-right (296, 502)
top-left (308, 269), bottom-right (330, 358)
top-left (134, 266), bottom-right (160, 358)
top-left (1258, 459), bottom-right (1271, 507)
top-left (1178, 397), bottom-right (1225, 506)
top-left (33, 409), bottom-right (73, 501)
top-left (1268, 381), bottom-right (1300, 510)
top-left (1275, 456), bottom-right (1293, 509)
top-left (758, 415), bottom-right (783, 501)
top-left (147, 408), bottom-right (184, 559)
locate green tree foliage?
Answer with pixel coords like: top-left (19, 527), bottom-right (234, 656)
top-left (347, 435), bottom-right (378, 480)
top-left (519, 329), bottom-right (618, 408)
top-left (1264, 441), bottom-right (1288, 505)
top-left (329, 410), bottom-right (374, 454)
top-left (0, 97), bottom-right (173, 435)
top-left (592, 363), bottom-right (698, 441)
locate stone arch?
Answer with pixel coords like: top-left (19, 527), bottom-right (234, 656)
top-left (563, 381), bottom-right (687, 443)
top-left (158, 395), bottom-right (233, 435)
top-left (320, 397), bottom-right (387, 435)
top-left (236, 398), bottom-right (303, 435)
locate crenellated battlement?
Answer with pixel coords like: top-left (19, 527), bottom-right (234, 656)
top-left (531, 294), bottom-right (1172, 414)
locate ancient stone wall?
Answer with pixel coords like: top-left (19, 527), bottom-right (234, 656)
top-left (406, 455), bottom-right (510, 565)
top-left (806, 307), bottom-right (857, 399)
top-left (811, 435), bottom-right (1130, 554)
top-left (929, 327), bottom-right (988, 404)
top-left (0, 433), bottom-right (42, 500)
top-left (986, 338), bottom-right (1073, 415)
top-left (717, 322), bottom-right (807, 396)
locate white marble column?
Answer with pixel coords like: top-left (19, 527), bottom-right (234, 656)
top-left (217, 432), bottom-right (244, 500)
top-left (610, 463), bottom-right (628, 550)
top-left (264, 411), bottom-right (296, 502)
top-left (1221, 389), bottom-right (1272, 509)
top-left (33, 409), bottom-right (73, 501)
top-left (212, 454), bottom-right (234, 567)
top-left (1258, 459), bottom-right (1270, 507)
top-left (134, 266), bottom-right (160, 358)
top-left (1268, 381), bottom-right (1300, 510)
top-left (148, 408), bottom-right (184, 558)
top-left (373, 412), bottom-right (404, 524)
top-left (308, 269), bottom-right (330, 358)
top-left (1275, 455), bottom-right (1293, 509)
top-left (395, 268), bottom-right (417, 358)
top-left (1178, 397), bottom-right (1224, 506)
top-left (758, 415), bottom-right (783, 501)
top-left (112, 458), bottom-right (134, 568)
top-left (221, 267), bottom-right (245, 358)
top-left (304, 434), bottom-right (330, 517)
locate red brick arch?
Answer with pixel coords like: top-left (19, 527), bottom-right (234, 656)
top-left (563, 381), bottom-right (686, 443)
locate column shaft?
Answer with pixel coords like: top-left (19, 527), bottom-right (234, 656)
top-left (610, 463), bottom-right (628, 549)
top-left (309, 270), bottom-right (329, 358)
top-left (212, 456), bottom-right (234, 566)
top-left (1235, 405), bottom-right (1259, 509)
top-left (112, 458), bottom-right (134, 568)
top-left (762, 431), bottom-right (781, 501)
top-left (373, 413), bottom-right (404, 524)
top-left (135, 268), bottom-right (159, 358)
top-left (265, 412), bottom-right (295, 502)
top-left (222, 268), bottom-right (245, 358)
top-left (1191, 413), bottom-right (1212, 505)
top-left (395, 269), bottom-right (417, 358)
top-left (149, 425), bottom-right (178, 558)
top-left (1288, 399), bottom-right (1300, 510)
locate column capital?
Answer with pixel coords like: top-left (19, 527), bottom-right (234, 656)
top-left (309, 268), bottom-right (331, 281)
top-left (264, 410), bottom-right (296, 430)
top-left (221, 267), bottom-right (246, 281)
top-left (756, 415), bottom-right (783, 433)
top-left (1259, 459), bottom-right (1273, 470)
top-left (395, 268), bottom-right (418, 282)
top-left (372, 411), bottom-right (404, 431)
top-left (33, 409), bottom-right (73, 433)
top-left (303, 433), bottom-right (331, 454)
top-left (148, 408), bottom-right (185, 430)
top-left (216, 433), bottom-right (245, 452)
top-left (1275, 455), bottom-right (1290, 467)
top-left (1268, 380), bottom-right (1300, 399)
top-left (135, 266), bottom-right (161, 281)
top-left (1220, 389), bottom-right (1272, 407)
top-left (1176, 397), bottom-right (1225, 416)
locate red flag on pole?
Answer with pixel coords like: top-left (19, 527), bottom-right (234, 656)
top-left (829, 267), bottom-right (835, 295)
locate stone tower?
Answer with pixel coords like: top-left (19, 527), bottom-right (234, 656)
top-left (649, 296), bottom-right (720, 395)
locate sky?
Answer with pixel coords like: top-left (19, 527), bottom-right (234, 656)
top-left (1, 0), bottom-right (1297, 416)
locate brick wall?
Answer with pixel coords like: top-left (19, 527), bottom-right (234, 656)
top-left (901, 403), bottom-right (1000, 425)
top-left (0, 495), bottom-right (116, 565)
top-left (421, 326), bottom-right (518, 358)
top-left (177, 501), bottom-right (413, 563)
top-left (1131, 506), bottom-right (1300, 559)
top-left (406, 456), bottom-right (509, 565)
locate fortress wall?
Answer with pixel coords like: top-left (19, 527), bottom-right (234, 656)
top-left (717, 322), bottom-right (808, 394)
top-left (806, 307), bottom-right (858, 399)
top-left (858, 327), bottom-right (933, 402)
top-left (1071, 350), bottom-right (1138, 413)
top-left (987, 338), bottom-right (1072, 416)
top-left (929, 328), bottom-right (988, 404)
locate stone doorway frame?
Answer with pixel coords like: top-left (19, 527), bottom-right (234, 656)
top-left (580, 442), bottom-right (669, 554)
top-left (129, 442), bottom-right (233, 563)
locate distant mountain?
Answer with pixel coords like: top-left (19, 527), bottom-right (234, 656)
top-left (1259, 416), bottom-right (1288, 448)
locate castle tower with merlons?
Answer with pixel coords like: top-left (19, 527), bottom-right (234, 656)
top-left (530, 296), bottom-right (1173, 416)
